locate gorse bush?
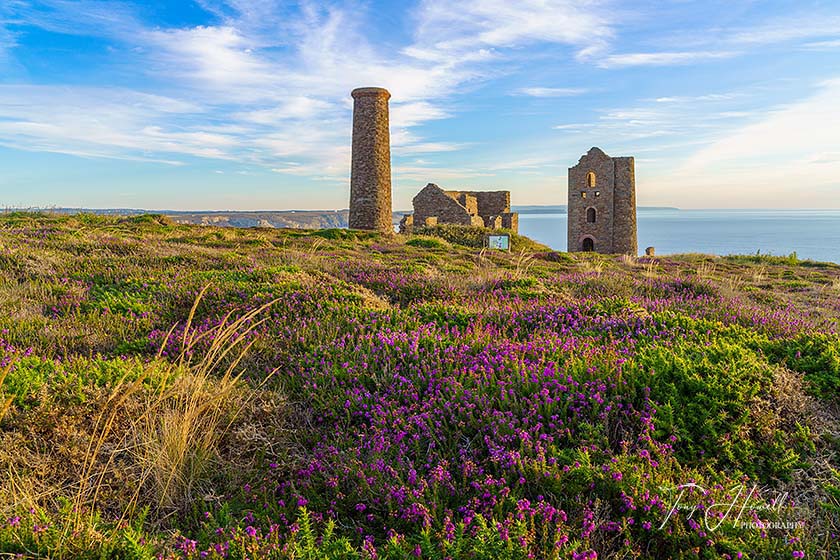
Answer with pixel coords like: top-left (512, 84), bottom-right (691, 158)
top-left (405, 236), bottom-right (448, 250)
top-left (0, 214), bottom-right (836, 559)
top-left (765, 333), bottom-right (840, 399)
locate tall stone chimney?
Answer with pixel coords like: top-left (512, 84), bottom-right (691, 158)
top-left (349, 87), bottom-right (392, 233)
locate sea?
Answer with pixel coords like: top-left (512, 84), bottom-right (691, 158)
top-left (518, 209), bottom-right (840, 264)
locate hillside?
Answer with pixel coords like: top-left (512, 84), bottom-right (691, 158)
top-left (0, 213), bottom-right (838, 559)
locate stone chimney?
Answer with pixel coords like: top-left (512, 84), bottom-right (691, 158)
top-left (349, 87), bottom-right (392, 233)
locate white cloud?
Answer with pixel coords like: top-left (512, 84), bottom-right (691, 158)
top-left (653, 93), bottom-right (739, 103)
top-left (553, 123), bottom-right (587, 130)
top-left (390, 101), bottom-right (450, 128)
top-left (658, 78), bottom-right (840, 207)
top-left (411, 0), bottom-right (614, 61)
top-left (0, 85), bottom-right (227, 161)
top-left (143, 25), bottom-right (272, 93)
top-left (802, 39), bottom-right (840, 50)
top-left (682, 78), bottom-right (840, 170)
top-left (0, 0), bottom-right (627, 178)
top-left (234, 97), bottom-right (334, 124)
top-left (727, 16), bottom-right (840, 45)
top-left (515, 87), bottom-right (588, 97)
top-left (598, 50), bottom-right (736, 68)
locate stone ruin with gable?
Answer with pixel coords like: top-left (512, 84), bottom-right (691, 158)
top-left (399, 183), bottom-right (519, 234)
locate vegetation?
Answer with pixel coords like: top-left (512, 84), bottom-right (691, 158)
top-left (0, 212), bottom-right (838, 558)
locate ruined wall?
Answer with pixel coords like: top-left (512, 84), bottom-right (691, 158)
top-left (412, 183), bottom-right (473, 226)
top-left (348, 87), bottom-right (393, 233)
top-left (471, 191), bottom-right (510, 216)
top-left (398, 213), bottom-right (413, 234)
top-left (455, 193), bottom-right (479, 216)
top-left (501, 212), bottom-right (518, 232)
top-left (409, 184), bottom-right (518, 233)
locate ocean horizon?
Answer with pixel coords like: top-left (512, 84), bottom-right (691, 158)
top-left (519, 209), bottom-right (840, 264)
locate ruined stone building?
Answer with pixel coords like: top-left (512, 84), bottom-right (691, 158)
top-left (399, 183), bottom-right (519, 233)
top-left (348, 87), bottom-right (393, 233)
top-left (567, 147), bottom-right (637, 255)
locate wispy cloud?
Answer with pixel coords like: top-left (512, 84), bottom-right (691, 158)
top-left (653, 93), bottom-right (739, 103)
top-left (0, 0), bottom-right (626, 180)
top-left (409, 0), bottom-right (615, 61)
top-left (598, 50), bottom-right (736, 68)
top-left (515, 87), bottom-right (588, 97)
top-left (650, 78), bottom-right (840, 207)
top-left (682, 78), bottom-right (840, 170)
top-left (802, 39), bottom-right (840, 50)
top-left (553, 123), bottom-right (587, 130)
top-left (727, 16), bottom-right (840, 45)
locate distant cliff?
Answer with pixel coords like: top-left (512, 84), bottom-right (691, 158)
top-left (38, 208), bottom-right (352, 229)
top-left (29, 206), bottom-right (679, 229)
top-left (165, 210), bottom-right (350, 229)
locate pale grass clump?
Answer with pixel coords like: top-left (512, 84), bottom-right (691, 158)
top-left (0, 361), bottom-right (13, 423)
top-left (64, 286), bottom-right (278, 535)
top-left (642, 259), bottom-right (658, 279)
top-left (619, 254), bottom-right (636, 266)
top-left (752, 266), bottom-right (767, 284)
top-left (132, 287), bottom-right (278, 512)
top-left (725, 275), bottom-right (746, 292)
top-left (580, 260), bottom-right (604, 276)
top-left (513, 250), bottom-right (536, 278)
top-left (696, 260), bottom-right (716, 278)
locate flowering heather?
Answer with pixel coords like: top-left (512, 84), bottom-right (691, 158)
top-left (0, 214), bottom-right (838, 559)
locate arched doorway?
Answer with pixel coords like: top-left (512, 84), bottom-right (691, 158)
top-left (582, 237), bottom-right (595, 252)
top-left (586, 207), bottom-right (596, 223)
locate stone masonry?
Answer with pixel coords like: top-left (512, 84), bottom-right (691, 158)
top-left (400, 183), bottom-right (519, 233)
top-left (348, 87), bottom-right (393, 233)
top-left (567, 147), bottom-right (637, 255)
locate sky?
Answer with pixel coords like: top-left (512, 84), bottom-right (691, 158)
top-left (0, 0), bottom-right (839, 211)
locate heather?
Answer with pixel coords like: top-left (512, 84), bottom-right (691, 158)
top-left (0, 213), bottom-right (838, 559)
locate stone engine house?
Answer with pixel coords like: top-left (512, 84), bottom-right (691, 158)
top-left (567, 147), bottom-right (637, 255)
top-left (399, 183), bottom-right (519, 233)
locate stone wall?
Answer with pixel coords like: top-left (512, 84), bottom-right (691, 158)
top-left (612, 157), bottom-right (638, 255)
top-left (567, 147), bottom-right (637, 255)
top-left (472, 191), bottom-right (510, 216)
top-left (348, 87), bottom-right (393, 233)
top-left (413, 184), bottom-right (473, 226)
top-left (406, 183), bottom-right (519, 233)
top-left (501, 212), bottom-right (518, 232)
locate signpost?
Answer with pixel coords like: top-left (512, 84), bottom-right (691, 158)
top-left (486, 234), bottom-right (510, 251)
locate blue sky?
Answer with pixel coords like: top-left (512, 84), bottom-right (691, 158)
top-left (0, 0), bottom-right (839, 210)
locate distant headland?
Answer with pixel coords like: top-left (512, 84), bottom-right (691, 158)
top-left (7, 205), bottom-right (680, 229)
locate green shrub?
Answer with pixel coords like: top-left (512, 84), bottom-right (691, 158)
top-left (630, 338), bottom-right (797, 478)
top-left (764, 333), bottom-right (840, 399)
top-left (406, 236), bottom-right (448, 250)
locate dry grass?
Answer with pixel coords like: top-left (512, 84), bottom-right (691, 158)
top-left (0, 285), bottom-right (289, 543)
top-left (619, 254), bottom-right (636, 266)
top-left (580, 260), bottom-right (604, 276)
top-left (513, 250), bottom-right (536, 278)
top-left (696, 260), bottom-right (717, 278)
top-left (0, 361), bottom-right (13, 424)
top-left (130, 288), bottom-right (278, 514)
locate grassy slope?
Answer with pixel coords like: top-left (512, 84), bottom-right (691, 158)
top-left (0, 212), bottom-right (838, 559)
